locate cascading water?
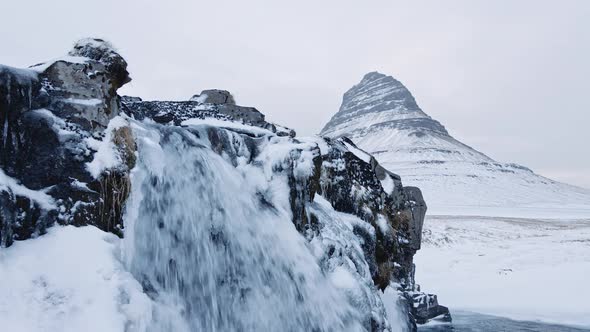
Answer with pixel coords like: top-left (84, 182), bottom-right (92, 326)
top-left (122, 120), bottom-right (363, 331)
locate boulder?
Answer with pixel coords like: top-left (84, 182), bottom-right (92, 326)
top-left (411, 293), bottom-right (452, 324)
top-left (190, 89), bottom-right (235, 104)
top-left (404, 186), bottom-right (426, 251)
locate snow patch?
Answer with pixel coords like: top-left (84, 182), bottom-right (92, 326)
top-left (181, 117), bottom-right (271, 136)
top-left (29, 56), bottom-right (90, 73)
top-left (189, 93), bottom-right (208, 103)
top-left (85, 116), bottom-right (129, 178)
top-left (380, 174), bottom-right (395, 195)
top-left (62, 98), bottom-right (103, 106)
top-left (376, 214), bottom-right (392, 236)
top-left (342, 140), bottom-right (372, 163)
top-left (0, 169), bottom-right (55, 210)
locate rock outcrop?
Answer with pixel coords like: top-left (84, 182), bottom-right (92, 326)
top-left (1, 40), bottom-right (439, 331)
top-left (190, 89), bottom-right (236, 104)
top-left (0, 38), bottom-right (134, 246)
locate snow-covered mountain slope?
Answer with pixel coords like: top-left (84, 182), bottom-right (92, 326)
top-left (321, 72), bottom-right (590, 217)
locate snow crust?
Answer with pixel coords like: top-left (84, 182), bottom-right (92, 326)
top-left (342, 140), bottom-right (372, 163)
top-left (122, 119), bottom-right (368, 331)
top-left (0, 64), bottom-right (39, 81)
top-left (181, 117), bottom-right (272, 136)
top-left (63, 97), bottom-right (103, 106)
top-left (0, 169), bottom-right (55, 210)
top-left (29, 56), bottom-right (90, 73)
top-left (189, 93), bottom-right (208, 103)
top-left (380, 174), bottom-right (395, 195)
top-left (0, 226), bottom-right (152, 332)
top-left (85, 116), bottom-right (129, 178)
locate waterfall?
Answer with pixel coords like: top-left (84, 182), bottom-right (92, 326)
top-left (122, 121), bottom-right (363, 332)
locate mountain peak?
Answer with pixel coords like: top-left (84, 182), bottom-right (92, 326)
top-left (360, 71), bottom-right (387, 81)
top-left (321, 72), bottom-right (448, 139)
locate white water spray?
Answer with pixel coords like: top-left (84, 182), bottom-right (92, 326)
top-left (123, 121), bottom-right (363, 331)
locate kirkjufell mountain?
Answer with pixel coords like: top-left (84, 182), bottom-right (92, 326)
top-left (321, 72), bottom-right (590, 217)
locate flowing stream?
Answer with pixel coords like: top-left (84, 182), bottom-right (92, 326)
top-left (122, 122), bottom-right (361, 331)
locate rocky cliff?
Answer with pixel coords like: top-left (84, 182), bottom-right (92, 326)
top-left (0, 40), bottom-right (446, 331)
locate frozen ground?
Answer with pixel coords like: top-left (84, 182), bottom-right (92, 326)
top-left (415, 215), bottom-right (590, 328)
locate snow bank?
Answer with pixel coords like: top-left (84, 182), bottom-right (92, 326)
top-left (29, 55), bottom-right (90, 73)
top-left (0, 225), bottom-right (152, 332)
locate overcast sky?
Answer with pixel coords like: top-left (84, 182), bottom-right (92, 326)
top-left (1, 0), bottom-right (589, 188)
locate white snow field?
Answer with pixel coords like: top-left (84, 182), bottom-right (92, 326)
top-left (0, 226), bottom-right (152, 332)
top-left (414, 215), bottom-right (590, 328)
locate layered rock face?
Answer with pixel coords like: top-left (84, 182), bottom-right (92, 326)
top-left (321, 72), bottom-right (590, 216)
top-left (1, 41), bottom-right (438, 331)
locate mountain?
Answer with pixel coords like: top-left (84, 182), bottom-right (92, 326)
top-left (0, 39), bottom-right (449, 331)
top-left (321, 72), bottom-right (590, 218)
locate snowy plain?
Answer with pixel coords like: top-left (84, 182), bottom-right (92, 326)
top-left (414, 214), bottom-right (590, 329)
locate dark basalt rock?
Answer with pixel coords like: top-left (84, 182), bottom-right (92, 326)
top-left (412, 292), bottom-right (452, 324)
top-left (190, 89), bottom-right (235, 105)
top-left (0, 38), bottom-right (134, 246)
top-left (122, 95), bottom-right (296, 138)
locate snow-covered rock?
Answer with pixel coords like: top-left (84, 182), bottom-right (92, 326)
top-left (321, 72), bottom-right (590, 217)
